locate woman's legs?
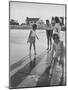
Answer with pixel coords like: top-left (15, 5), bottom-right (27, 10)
top-left (46, 31), bottom-right (49, 50)
top-left (50, 31), bottom-right (53, 50)
top-left (47, 37), bottom-right (49, 49)
top-left (46, 30), bottom-right (51, 50)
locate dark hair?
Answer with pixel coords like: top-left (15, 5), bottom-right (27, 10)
top-left (53, 33), bottom-right (59, 40)
top-left (46, 19), bottom-right (49, 23)
top-left (32, 24), bottom-right (37, 30)
top-left (55, 16), bottom-right (60, 23)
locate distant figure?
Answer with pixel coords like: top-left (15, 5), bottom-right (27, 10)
top-left (51, 17), bottom-right (55, 27)
top-left (51, 17), bottom-right (55, 28)
top-left (53, 17), bottom-right (61, 36)
top-left (45, 20), bottom-right (53, 50)
top-left (27, 24), bottom-right (39, 60)
top-left (50, 33), bottom-right (64, 80)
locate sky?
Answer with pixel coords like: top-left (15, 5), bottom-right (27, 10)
top-left (10, 2), bottom-right (65, 24)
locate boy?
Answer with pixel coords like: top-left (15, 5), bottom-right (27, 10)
top-left (27, 24), bottom-right (39, 60)
top-left (49, 34), bottom-right (65, 83)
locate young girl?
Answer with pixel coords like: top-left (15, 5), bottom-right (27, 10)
top-left (27, 24), bottom-right (39, 59)
top-left (49, 34), bottom-right (65, 83)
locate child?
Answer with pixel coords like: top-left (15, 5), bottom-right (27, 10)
top-left (49, 34), bottom-right (65, 81)
top-left (27, 24), bottom-right (39, 59)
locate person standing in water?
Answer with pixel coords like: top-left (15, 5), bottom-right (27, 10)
top-left (45, 20), bottom-right (53, 50)
top-left (27, 24), bottom-right (39, 61)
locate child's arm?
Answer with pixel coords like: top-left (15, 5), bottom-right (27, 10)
top-left (36, 35), bottom-right (39, 40)
top-left (27, 30), bottom-right (32, 43)
top-left (51, 43), bottom-right (55, 62)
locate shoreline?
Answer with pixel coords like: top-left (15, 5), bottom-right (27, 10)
top-left (9, 25), bottom-right (45, 30)
top-left (9, 25), bottom-right (66, 31)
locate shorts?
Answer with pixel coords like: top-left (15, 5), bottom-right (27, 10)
top-left (30, 37), bottom-right (35, 44)
top-left (46, 30), bottom-right (53, 38)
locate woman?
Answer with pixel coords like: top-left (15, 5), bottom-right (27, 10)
top-left (53, 17), bottom-right (61, 36)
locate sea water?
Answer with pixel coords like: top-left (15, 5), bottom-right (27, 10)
top-left (10, 29), bottom-right (65, 65)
